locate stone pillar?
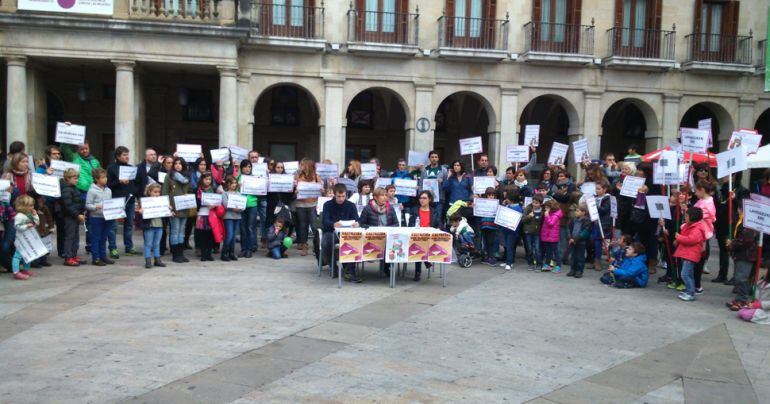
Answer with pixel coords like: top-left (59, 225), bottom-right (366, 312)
top-left (583, 90), bottom-right (603, 159)
top-left (133, 69), bottom-right (146, 162)
top-left (321, 77), bottom-right (345, 165)
top-left (114, 60), bottom-right (136, 161)
top-left (409, 82), bottom-right (435, 154)
top-left (661, 93), bottom-right (682, 148)
top-left (6, 56), bottom-right (28, 152)
top-left (237, 72), bottom-right (253, 149)
top-left (218, 66), bottom-right (238, 147)
top-left (26, 67), bottom-right (48, 160)
top-left (738, 97), bottom-right (757, 188)
top-left (498, 86), bottom-right (520, 168)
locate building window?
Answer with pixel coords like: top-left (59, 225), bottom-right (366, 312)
top-left (347, 91), bottom-right (374, 129)
top-left (184, 89), bottom-right (214, 122)
top-left (354, 0), bottom-right (408, 42)
top-left (693, 0), bottom-right (740, 59)
top-left (612, 0), bottom-right (661, 54)
top-left (272, 0), bottom-right (308, 27)
top-left (532, 0), bottom-right (582, 51)
top-left (270, 87), bottom-right (300, 126)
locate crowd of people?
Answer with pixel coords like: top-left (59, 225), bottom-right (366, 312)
top-left (1, 140), bottom-right (768, 323)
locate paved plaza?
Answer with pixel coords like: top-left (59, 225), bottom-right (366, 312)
top-left (0, 249), bottom-right (767, 404)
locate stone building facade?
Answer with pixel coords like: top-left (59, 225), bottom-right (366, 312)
top-left (0, 0), bottom-right (768, 177)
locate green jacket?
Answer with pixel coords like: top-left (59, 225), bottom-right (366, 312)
top-left (61, 144), bottom-right (101, 193)
top-left (162, 172), bottom-right (193, 217)
top-left (236, 174), bottom-right (259, 208)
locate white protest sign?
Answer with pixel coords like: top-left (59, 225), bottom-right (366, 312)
top-left (659, 150), bottom-right (678, 174)
top-left (175, 144), bottom-right (202, 162)
top-left (394, 178), bottom-right (418, 197)
top-left (743, 198), bottom-right (770, 234)
top-left (55, 122), bottom-right (86, 145)
top-left (240, 175), bottom-right (267, 195)
top-left (140, 196), bottom-right (172, 219)
top-left (572, 139), bottom-right (590, 164)
top-left (653, 161), bottom-right (688, 185)
top-left (610, 196), bottom-right (618, 219)
top-left (646, 195), bottom-right (671, 220)
top-left (118, 166), bottom-right (138, 181)
top-left (698, 118), bottom-right (713, 148)
top-left (547, 142), bottom-right (569, 166)
top-left (268, 174), bottom-right (294, 193)
top-left (0, 179), bottom-right (10, 203)
top-left (14, 229), bottom-right (48, 263)
top-left (407, 151), bottom-right (430, 167)
top-left (228, 145), bottom-right (249, 163)
top-left (524, 196), bottom-right (532, 207)
top-left (506, 145), bottom-right (530, 163)
top-left (472, 176), bottom-right (497, 195)
top-left (316, 196), bottom-right (333, 215)
top-left (716, 146), bottom-right (747, 179)
top-left (338, 178), bottom-right (358, 193)
top-left (360, 163), bottom-right (377, 180)
top-left (174, 194), bottom-right (197, 211)
top-left (494, 205), bottom-right (523, 231)
top-left (524, 125), bottom-right (540, 147)
top-left (473, 197), bottom-right (499, 217)
top-left (580, 182), bottom-right (596, 197)
top-left (315, 163), bottom-right (339, 180)
top-left (750, 193), bottom-right (770, 205)
top-left (103, 197), bottom-right (127, 221)
top-left (157, 172), bottom-right (167, 184)
top-left (201, 192), bottom-right (223, 206)
top-left (251, 163), bottom-right (268, 178)
top-left (297, 182), bottom-right (322, 199)
top-left (283, 161), bottom-right (299, 175)
top-left (31, 173), bottom-right (61, 198)
top-left (584, 196), bottom-right (600, 222)
top-left (375, 178), bottom-right (392, 189)
top-left (728, 131), bottom-right (762, 155)
top-left (422, 179), bottom-right (440, 202)
top-left (210, 147), bottom-right (230, 163)
top-left (680, 128), bottom-right (710, 153)
top-left (50, 160), bottom-right (80, 178)
top-left (225, 193), bottom-right (247, 210)
top-left (620, 176), bottom-right (646, 198)
top-left (459, 136), bottom-right (483, 156)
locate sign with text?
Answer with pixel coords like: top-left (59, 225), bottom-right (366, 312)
top-left (210, 147), bottom-right (230, 163)
top-left (547, 142), bottom-right (569, 166)
top-left (173, 194), bottom-right (197, 211)
top-left (459, 136), bottom-right (483, 155)
top-left (360, 163), bottom-right (377, 180)
top-left (716, 146), bottom-right (747, 179)
top-left (620, 176), bottom-right (646, 198)
top-left (268, 174), bottom-right (294, 193)
top-left (315, 163), bottom-right (339, 180)
top-left (680, 128), bottom-right (710, 153)
top-left (31, 173), bottom-right (60, 198)
top-left (283, 161), bottom-right (299, 175)
top-left (572, 139), bottom-right (590, 164)
top-left (296, 182), bottom-right (322, 199)
top-left (228, 145), bottom-right (249, 163)
top-left (0, 179), bottom-right (10, 203)
top-left (698, 118), bottom-right (713, 148)
top-left (55, 122), bottom-right (86, 145)
top-left (585, 196), bottom-right (600, 222)
top-left (394, 178), bottom-right (418, 197)
top-left (50, 160), bottom-right (80, 178)
top-left (201, 192), bottom-right (223, 206)
top-left (102, 197), bottom-right (127, 221)
top-left (140, 196), bottom-right (172, 219)
top-left (659, 150), bottom-right (679, 174)
top-left (524, 125), bottom-right (540, 147)
top-left (240, 175), bottom-right (267, 195)
top-left (252, 163), bottom-right (268, 178)
top-left (506, 145), bottom-right (530, 163)
top-left (225, 193), bottom-right (247, 210)
top-left (14, 229), bottom-right (48, 263)
top-left (407, 150), bottom-right (430, 167)
top-left (472, 176), bottom-right (497, 195)
top-left (494, 205), bottom-right (522, 231)
top-left (18, 0), bottom-right (113, 15)
top-left (118, 166), bottom-right (138, 181)
top-left (610, 196), bottom-right (618, 219)
top-left (743, 198), bottom-right (770, 234)
top-left (646, 195), bottom-right (671, 220)
top-left (473, 197), bottom-right (499, 217)
top-left (580, 182), bottom-right (596, 197)
top-left (375, 178), bottom-right (392, 189)
top-left (175, 144), bottom-right (202, 162)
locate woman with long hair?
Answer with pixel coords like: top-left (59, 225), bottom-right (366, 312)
top-left (162, 156), bottom-right (192, 263)
top-left (294, 158), bottom-right (321, 256)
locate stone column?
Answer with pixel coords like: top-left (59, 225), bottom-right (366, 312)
top-left (113, 60), bottom-right (136, 160)
top-left (583, 90), bottom-right (603, 159)
top-left (218, 66), bottom-right (238, 147)
top-left (497, 86), bottom-right (520, 169)
top-left (409, 82), bottom-right (435, 154)
top-left (661, 93), bottom-right (682, 148)
top-left (321, 77), bottom-right (345, 165)
top-left (237, 72), bottom-right (253, 149)
top-left (737, 97), bottom-right (757, 188)
top-left (6, 56), bottom-right (28, 152)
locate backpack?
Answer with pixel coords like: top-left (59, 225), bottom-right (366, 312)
top-left (274, 201), bottom-right (293, 227)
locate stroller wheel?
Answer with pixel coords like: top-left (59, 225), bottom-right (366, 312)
top-left (459, 254), bottom-right (473, 268)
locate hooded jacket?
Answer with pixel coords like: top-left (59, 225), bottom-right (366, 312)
top-left (60, 179), bottom-right (84, 218)
top-left (540, 207), bottom-right (563, 242)
top-left (61, 144), bottom-right (101, 193)
top-left (674, 220), bottom-right (708, 263)
top-left (612, 253), bottom-right (649, 287)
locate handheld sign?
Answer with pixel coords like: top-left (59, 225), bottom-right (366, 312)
top-left (228, 145), bottom-right (249, 163)
top-left (494, 205), bottom-right (523, 231)
top-left (620, 176), bottom-right (646, 198)
top-left (140, 196), bottom-right (172, 219)
top-left (118, 166), bottom-right (138, 181)
top-left (579, 182), bottom-right (596, 197)
top-left (716, 146), bottom-right (747, 179)
top-left (610, 196), bottom-right (618, 219)
top-left (584, 197), bottom-right (600, 222)
top-left (375, 177), bottom-right (392, 189)
top-left (524, 196), bottom-right (533, 207)
top-left (360, 163), bottom-right (377, 180)
top-left (472, 176), bottom-right (497, 195)
top-left (103, 197), bottom-right (127, 221)
top-left (727, 131), bottom-right (762, 155)
top-left (201, 193), bottom-right (223, 206)
top-left (524, 125), bottom-right (540, 147)
top-left (572, 139), bottom-right (590, 164)
top-left (698, 118), bottom-right (713, 148)
top-left (547, 142), bottom-right (569, 166)
top-left (283, 161), bottom-right (299, 175)
top-left (252, 163), bottom-right (268, 178)
top-left (506, 145), bottom-right (529, 163)
top-left (750, 193), bottom-right (770, 205)
top-left (459, 136), bottom-right (483, 156)
top-left (225, 193), bottom-right (247, 210)
top-left (315, 163), bottom-right (339, 180)
top-left (50, 160), bottom-right (80, 178)
top-left (268, 174), bottom-right (294, 193)
top-left (210, 147), bottom-right (230, 163)
top-left (394, 178), bottom-right (418, 197)
top-left (173, 194), bottom-right (197, 211)
top-left (296, 182), bottom-right (322, 199)
top-left (407, 150), bottom-right (430, 167)
top-left (337, 178), bottom-right (358, 193)
top-left (680, 128), bottom-right (709, 154)
top-left (743, 198), bottom-right (770, 234)
top-left (240, 175), bottom-right (267, 195)
top-left (422, 179), bottom-right (440, 202)
top-left (0, 179), bottom-right (10, 203)
top-left (316, 196), bottom-right (332, 215)
top-left (473, 197), bottom-right (499, 217)
top-left (157, 172), bottom-right (167, 184)
top-left (175, 144), bottom-right (202, 162)
top-left (646, 195), bottom-right (671, 220)
top-left (659, 150), bottom-right (678, 174)
top-left (31, 173), bottom-right (60, 198)
top-left (14, 229), bottom-right (49, 263)
top-left (55, 122), bottom-right (86, 145)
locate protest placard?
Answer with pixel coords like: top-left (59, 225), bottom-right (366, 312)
top-left (240, 175), bottom-right (267, 195)
top-left (580, 182), bottom-right (596, 197)
top-left (698, 118), bottom-right (713, 148)
top-left (524, 125), bottom-right (540, 147)
top-left (572, 139), bottom-right (590, 164)
top-left (646, 195), bottom-right (671, 220)
top-left (283, 161), bottom-right (299, 175)
top-left (201, 192), bottom-right (223, 206)
top-left (422, 179), bottom-right (440, 202)
top-left (140, 196), bottom-right (172, 219)
top-left (585, 197), bottom-right (600, 222)
top-left (727, 131), bottom-right (762, 155)
top-left (620, 176), bottom-right (646, 198)
top-left (50, 160), bottom-right (80, 178)
top-left (407, 150), bottom-right (430, 167)
top-left (297, 182), bottom-right (322, 199)
top-left (252, 163), bottom-right (268, 178)
top-left (742, 198), bottom-right (770, 234)
top-left (228, 145), bottom-right (249, 163)
top-left (103, 197), bottom-right (127, 221)
top-left (680, 128), bottom-right (709, 153)
top-left (157, 172), bottom-right (166, 184)
top-left (459, 136), bottom-right (483, 155)
top-left (55, 122), bottom-right (86, 145)
top-left (610, 195), bottom-right (618, 219)
top-left (315, 163), bottom-right (339, 180)
top-left (659, 150), bottom-right (678, 174)
top-left (225, 193), bottom-right (247, 210)
top-left (0, 179), bottom-right (10, 203)
top-left (494, 205), bottom-right (522, 231)
top-left (173, 194), bottom-right (197, 211)
top-left (118, 166), bottom-right (138, 181)
top-left (506, 145), bottom-right (529, 163)
top-left (547, 142), bottom-right (569, 166)
top-left (716, 146), bottom-right (747, 179)
top-left (360, 163), bottom-right (377, 180)
top-left (337, 177), bottom-right (358, 193)
top-left (31, 173), bottom-right (60, 198)
top-left (175, 144), bottom-right (202, 162)
top-left (14, 229), bottom-right (48, 263)
top-left (394, 178), bottom-right (418, 197)
top-left (473, 176), bottom-right (497, 195)
top-left (750, 193), bottom-right (770, 205)
top-left (268, 174), bottom-right (294, 193)
top-left (375, 178), bottom-right (392, 189)
top-left (210, 147), bottom-right (230, 163)
top-left (316, 196), bottom-right (332, 215)
top-left (473, 197), bottom-right (499, 217)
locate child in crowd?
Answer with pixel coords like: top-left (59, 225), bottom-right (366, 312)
top-left (725, 206), bottom-right (758, 311)
top-left (60, 168), bottom-right (86, 267)
top-left (11, 195), bottom-right (39, 280)
top-left (522, 194), bottom-right (544, 271)
top-left (449, 213), bottom-right (474, 247)
top-left (195, 172), bottom-right (219, 262)
top-left (384, 184), bottom-right (402, 226)
top-left (674, 207), bottom-right (707, 301)
top-left (500, 192), bottom-right (522, 271)
top-left (610, 234), bottom-right (633, 269)
top-left (692, 180), bottom-right (716, 294)
top-left (137, 183), bottom-right (167, 268)
top-left (32, 195), bottom-right (53, 268)
top-left (603, 242), bottom-right (649, 288)
top-left (540, 200), bottom-right (563, 273)
top-left (658, 193), bottom-right (680, 285)
top-left (266, 218), bottom-right (289, 259)
top-left (349, 180), bottom-right (373, 215)
top-left (594, 181), bottom-right (612, 271)
top-left (737, 264), bottom-right (770, 325)
top-left (85, 168), bottom-right (114, 266)
top-left (567, 204), bottom-right (592, 278)
top-left (479, 187), bottom-right (499, 266)
top-left (221, 176), bottom-right (242, 262)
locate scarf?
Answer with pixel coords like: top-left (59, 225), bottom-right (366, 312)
top-left (514, 179), bottom-right (528, 188)
top-left (172, 171), bottom-right (189, 184)
top-left (370, 199), bottom-right (389, 214)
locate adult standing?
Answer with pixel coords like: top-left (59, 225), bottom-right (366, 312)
top-left (442, 160), bottom-right (473, 205)
top-left (135, 147), bottom-right (159, 194)
top-left (1, 153), bottom-right (32, 265)
top-left (322, 183), bottom-right (361, 283)
top-left (408, 190), bottom-right (442, 281)
top-left (391, 158), bottom-right (414, 223)
top-left (713, 171), bottom-right (748, 284)
top-left (150, 155), bottom-right (173, 256)
top-left (106, 146), bottom-right (139, 257)
top-left (603, 153), bottom-right (621, 185)
top-left (162, 157), bottom-right (192, 263)
top-left (237, 159), bottom-right (258, 258)
top-left (248, 150), bottom-right (269, 250)
top-left (473, 154), bottom-right (491, 177)
top-left (3, 141), bottom-right (25, 174)
top-left (37, 145), bottom-right (65, 257)
top-left (62, 140), bottom-right (101, 253)
top-left (294, 158), bottom-right (322, 257)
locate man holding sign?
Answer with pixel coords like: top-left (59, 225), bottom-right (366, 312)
top-left (107, 146), bottom-right (140, 257)
top-left (61, 137), bottom-right (101, 254)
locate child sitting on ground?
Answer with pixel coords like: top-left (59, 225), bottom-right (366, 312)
top-left (737, 262), bottom-right (770, 325)
top-left (266, 218), bottom-right (290, 259)
top-left (602, 242), bottom-right (649, 288)
top-left (610, 234), bottom-right (633, 268)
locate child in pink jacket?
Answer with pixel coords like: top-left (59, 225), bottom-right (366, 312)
top-left (540, 200), bottom-right (564, 273)
top-left (692, 180), bottom-right (716, 294)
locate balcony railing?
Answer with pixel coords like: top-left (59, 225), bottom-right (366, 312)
top-left (347, 8), bottom-right (418, 45)
top-left (685, 32), bottom-right (753, 65)
top-left (759, 39), bottom-right (767, 70)
top-left (606, 27), bottom-right (675, 60)
top-left (524, 21), bottom-right (594, 55)
top-left (249, 2), bottom-right (323, 39)
top-left (130, 0), bottom-right (219, 21)
top-left (437, 14), bottom-right (508, 50)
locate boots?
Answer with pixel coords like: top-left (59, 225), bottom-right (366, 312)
top-left (221, 248), bottom-right (231, 262)
top-left (300, 243), bottom-right (308, 256)
top-left (145, 258), bottom-right (152, 269)
top-left (172, 245), bottom-right (184, 263)
top-left (566, 268), bottom-right (576, 277)
top-left (154, 257), bottom-right (166, 267)
top-left (229, 248), bottom-right (238, 261)
top-left (593, 259), bottom-right (603, 271)
top-left (574, 270), bottom-right (583, 278)
top-left (413, 268), bottom-right (421, 282)
top-left (179, 244), bottom-right (189, 262)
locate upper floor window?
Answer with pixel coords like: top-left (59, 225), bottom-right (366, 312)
top-left (612, 0), bottom-right (661, 50)
top-left (271, 0), bottom-right (311, 27)
top-left (532, 0), bottom-right (581, 43)
top-left (694, 0), bottom-right (739, 53)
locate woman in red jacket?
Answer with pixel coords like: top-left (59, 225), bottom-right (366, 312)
top-left (674, 207), bottom-right (707, 302)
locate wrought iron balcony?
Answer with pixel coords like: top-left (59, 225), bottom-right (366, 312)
top-left (682, 32), bottom-right (754, 74)
top-left (603, 26), bottom-right (676, 70)
top-left (521, 20), bottom-right (595, 64)
top-left (346, 6), bottom-right (419, 56)
top-left (436, 13), bottom-right (508, 61)
top-left (758, 39), bottom-right (767, 72)
top-left (249, 2), bottom-right (323, 39)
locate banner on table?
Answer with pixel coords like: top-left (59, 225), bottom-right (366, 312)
top-left (646, 195), bottom-right (671, 220)
top-left (297, 182), bottom-right (322, 199)
top-left (385, 231), bottom-right (410, 263)
top-left (524, 125), bottom-right (540, 147)
top-left (228, 145), bottom-right (249, 163)
top-left (547, 142), bottom-right (569, 166)
top-left (339, 229), bottom-right (364, 263)
top-left (459, 136), bottom-right (483, 156)
top-left (620, 176), bottom-right (646, 198)
top-left (240, 175), bottom-right (267, 195)
top-left (360, 163), bottom-right (377, 180)
top-left (362, 230), bottom-right (387, 260)
top-left (31, 173), bottom-right (60, 198)
top-left (572, 139), bottom-right (590, 164)
top-left (428, 231), bottom-right (452, 263)
top-left (210, 148), bottom-right (230, 163)
top-left (283, 161), bottom-right (299, 175)
top-left (422, 179), bottom-right (440, 202)
top-left (743, 198), bottom-right (770, 234)
top-left (315, 163), bottom-right (338, 180)
top-left (473, 197), bottom-right (499, 217)
top-left (140, 196), bottom-right (172, 219)
top-left (54, 122), bottom-right (86, 145)
top-left (173, 194), bottom-right (197, 211)
top-left (494, 205), bottom-right (522, 231)
top-left (680, 128), bottom-right (709, 153)
top-left (394, 178), bottom-right (418, 197)
top-left (407, 150), bottom-right (430, 167)
top-left (268, 174), bottom-right (294, 193)
top-left (225, 193), bottom-right (247, 210)
top-left (472, 176), bottom-right (497, 195)
top-left (103, 197), bottom-right (127, 221)
top-left (175, 144), bottom-right (202, 162)
top-left (14, 229), bottom-right (49, 263)
top-left (50, 160), bottom-right (80, 178)
top-left (407, 231), bottom-right (431, 262)
top-left (201, 192), bottom-right (223, 206)
top-left (506, 145), bottom-right (529, 163)
top-left (118, 166), bottom-right (138, 181)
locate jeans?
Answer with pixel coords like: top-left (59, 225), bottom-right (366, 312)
top-left (458, 232), bottom-right (474, 245)
top-left (694, 239), bottom-right (710, 289)
top-left (681, 259), bottom-right (696, 297)
top-left (258, 199), bottom-right (268, 243)
top-left (168, 217), bottom-right (187, 245)
top-left (524, 234), bottom-right (541, 267)
top-left (570, 243), bottom-right (586, 273)
top-left (224, 219), bottom-right (241, 251)
top-left (270, 246), bottom-right (286, 259)
top-left (541, 241), bottom-right (561, 267)
top-left (294, 207), bottom-right (317, 244)
top-left (12, 251), bottom-right (29, 273)
top-left (88, 217), bottom-right (109, 261)
top-left (240, 206), bottom-right (258, 253)
top-left (733, 260), bottom-right (754, 302)
top-left (1, 219), bottom-right (16, 257)
top-left (503, 231), bottom-right (519, 266)
top-left (143, 227), bottom-right (162, 258)
top-left (481, 229), bottom-right (498, 260)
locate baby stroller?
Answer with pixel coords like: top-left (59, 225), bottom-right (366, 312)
top-left (454, 232), bottom-right (484, 268)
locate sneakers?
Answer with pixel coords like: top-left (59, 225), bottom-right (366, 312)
top-left (102, 258), bottom-right (115, 265)
top-left (504, 265), bottom-right (512, 271)
top-left (551, 266), bottom-right (562, 274)
top-left (678, 293), bottom-right (695, 301)
top-left (109, 249), bottom-right (120, 259)
top-left (125, 248), bottom-right (138, 256)
top-left (64, 258), bottom-right (80, 267)
top-left (527, 265), bottom-right (535, 271)
top-left (702, 264), bottom-right (710, 274)
top-left (540, 265), bottom-right (551, 272)
top-left (13, 272), bottom-right (29, 280)
top-left (20, 270), bottom-right (36, 277)
top-left (695, 287), bottom-right (704, 295)
top-left (676, 284), bottom-right (686, 291)
top-left (499, 263), bottom-right (507, 268)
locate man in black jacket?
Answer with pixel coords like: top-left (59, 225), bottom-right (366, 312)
top-left (135, 147), bottom-right (159, 194)
top-left (107, 146), bottom-right (140, 256)
top-left (322, 184), bottom-right (361, 282)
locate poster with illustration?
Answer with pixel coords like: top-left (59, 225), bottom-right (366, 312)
top-left (362, 230), bottom-right (387, 261)
top-left (338, 229), bottom-right (364, 263)
top-left (408, 231), bottom-right (432, 262)
top-left (428, 231), bottom-right (453, 263)
top-left (385, 231), bottom-right (410, 263)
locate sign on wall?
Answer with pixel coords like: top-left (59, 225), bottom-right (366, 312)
top-left (18, 0), bottom-right (114, 15)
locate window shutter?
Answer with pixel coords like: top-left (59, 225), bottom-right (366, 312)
top-left (613, 0), bottom-right (623, 28)
top-left (648, 0), bottom-right (662, 30)
top-left (570, 0), bottom-right (582, 25)
top-left (532, 0), bottom-right (542, 22)
top-left (446, 0), bottom-right (455, 17)
top-left (723, 0), bottom-right (739, 36)
top-left (399, 0), bottom-right (409, 12)
top-left (693, 0), bottom-right (703, 33)
top-left (488, 0), bottom-right (496, 19)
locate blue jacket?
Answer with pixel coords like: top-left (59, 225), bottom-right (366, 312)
top-left (612, 253), bottom-right (648, 288)
top-left (442, 174), bottom-right (473, 204)
top-left (322, 199), bottom-right (359, 232)
top-left (391, 170), bottom-right (413, 204)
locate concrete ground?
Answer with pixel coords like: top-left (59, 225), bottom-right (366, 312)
top-left (0, 245), bottom-right (767, 404)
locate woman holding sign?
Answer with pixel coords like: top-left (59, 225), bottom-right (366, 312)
top-left (294, 158), bottom-right (322, 257)
top-left (162, 157), bottom-right (192, 264)
top-left (36, 146), bottom-right (65, 257)
top-left (237, 160), bottom-right (259, 258)
top-left (443, 160), bottom-right (473, 205)
top-left (408, 190), bottom-right (442, 281)
top-left (266, 161), bottom-right (295, 237)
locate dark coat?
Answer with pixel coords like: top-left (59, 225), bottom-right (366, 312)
top-left (408, 206), bottom-right (443, 229)
top-left (107, 161), bottom-right (139, 198)
top-left (60, 180), bottom-right (85, 218)
top-left (358, 200), bottom-right (399, 228)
